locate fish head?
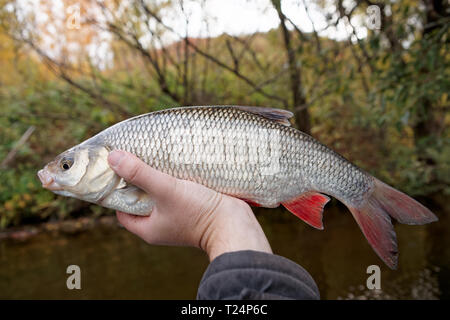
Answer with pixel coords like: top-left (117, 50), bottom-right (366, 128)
top-left (37, 144), bottom-right (119, 202)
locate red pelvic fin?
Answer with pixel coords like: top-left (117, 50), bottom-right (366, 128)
top-left (282, 192), bottom-right (330, 230)
top-left (239, 198), bottom-right (262, 207)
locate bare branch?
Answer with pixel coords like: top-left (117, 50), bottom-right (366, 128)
top-left (137, 0), bottom-right (288, 105)
top-left (1, 126), bottom-right (35, 169)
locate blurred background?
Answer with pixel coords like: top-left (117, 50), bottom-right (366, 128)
top-left (0, 0), bottom-right (448, 299)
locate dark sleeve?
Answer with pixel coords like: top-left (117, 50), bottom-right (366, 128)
top-left (196, 250), bottom-right (320, 300)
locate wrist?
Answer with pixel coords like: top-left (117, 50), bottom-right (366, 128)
top-left (200, 200), bottom-right (272, 261)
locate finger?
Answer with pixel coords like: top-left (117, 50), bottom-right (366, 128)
top-left (116, 211), bottom-right (149, 237)
top-left (108, 150), bottom-right (177, 199)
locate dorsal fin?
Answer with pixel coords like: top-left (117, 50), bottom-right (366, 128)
top-left (233, 106), bottom-right (293, 126)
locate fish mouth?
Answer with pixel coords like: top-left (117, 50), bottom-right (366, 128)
top-left (37, 169), bottom-right (62, 191)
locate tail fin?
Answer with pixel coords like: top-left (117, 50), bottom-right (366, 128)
top-left (347, 179), bottom-right (438, 269)
top-left (370, 179), bottom-right (438, 225)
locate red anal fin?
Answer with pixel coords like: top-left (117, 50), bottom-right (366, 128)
top-left (282, 192), bottom-right (330, 230)
top-left (239, 198), bottom-right (262, 207)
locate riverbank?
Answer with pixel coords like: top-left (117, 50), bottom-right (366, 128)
top-left (0, 215), bottom-right (119, 242)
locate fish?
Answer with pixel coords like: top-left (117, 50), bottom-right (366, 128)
top-left (37, 106), bottom-right (438, 269)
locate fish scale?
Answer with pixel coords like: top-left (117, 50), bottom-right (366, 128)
top-left (89, 106), bottom-right (372, 207)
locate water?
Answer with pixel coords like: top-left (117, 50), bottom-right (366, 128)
top-left (0, 202), bottom-right (448, 299)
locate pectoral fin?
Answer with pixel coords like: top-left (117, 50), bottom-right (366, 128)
top-left (100, 185), bottom-right (154, 216)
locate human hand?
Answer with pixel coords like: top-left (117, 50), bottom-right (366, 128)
top-left (108, 150), bottom-right (272, 261)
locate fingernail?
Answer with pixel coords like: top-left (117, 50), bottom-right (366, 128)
top-left (108, 150), bottom-right (125, 168)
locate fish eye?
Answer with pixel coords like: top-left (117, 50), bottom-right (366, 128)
top-left (60, 157), bottom-right (74, 171)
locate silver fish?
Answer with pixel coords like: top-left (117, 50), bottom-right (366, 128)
top-left (37, 106), bottom-right (437, 268)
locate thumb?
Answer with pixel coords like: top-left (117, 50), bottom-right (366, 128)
top-left (108, 150), bottom-right (177, 199)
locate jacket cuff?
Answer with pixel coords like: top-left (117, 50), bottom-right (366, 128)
top-left (197, 250), bottom-right (320, 300)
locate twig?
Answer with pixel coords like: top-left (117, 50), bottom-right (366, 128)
top-left (1, 126), bottom-right (35, 169)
